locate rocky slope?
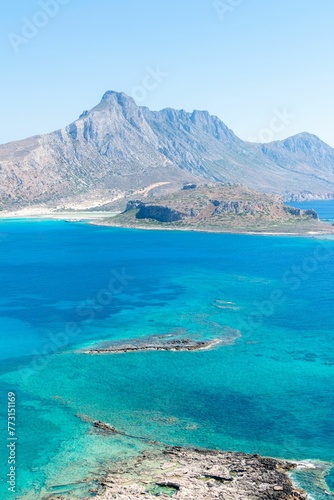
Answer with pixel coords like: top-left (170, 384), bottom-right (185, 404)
top-left (1, 91), bottom-right (334, 209)
top-left (142, 108), bottom-right (334, 199)
top-left (0, 92), bottom-right (198, 209)
top-left (258, 133), bottom-right (334, 201)
top-left (100, 184), bottom-right (333, 234)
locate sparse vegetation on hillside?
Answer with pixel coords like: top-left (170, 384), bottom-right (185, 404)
top-left (99, 185), bottom-right (333, 234)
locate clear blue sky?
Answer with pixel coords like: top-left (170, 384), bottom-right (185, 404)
top-left (1, 0), bottom-right (334, 146)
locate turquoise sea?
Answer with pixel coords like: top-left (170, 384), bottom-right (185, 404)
top-left (0, 220), bottom-right (334, 498)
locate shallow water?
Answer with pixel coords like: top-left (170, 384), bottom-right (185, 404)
top-left (0, 221), bottom-right (333, 498)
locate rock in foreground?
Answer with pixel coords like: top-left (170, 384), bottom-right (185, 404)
top-left (96, 446), bottom-right (307, 499)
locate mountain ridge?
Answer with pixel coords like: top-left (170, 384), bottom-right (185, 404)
top-left (0, 90), bottom-right (333, 210)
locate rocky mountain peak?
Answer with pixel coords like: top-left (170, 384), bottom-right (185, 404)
top-left (190, 109), bottom-right (235, 141)
top-left (1, 90), bottom-right (334, 209)
top-left (282, 132), bottom-right (327, 151)
top-left (259, 131), bottom-right (334, 173)
top-left (101, 90), bottom-right (135, 105)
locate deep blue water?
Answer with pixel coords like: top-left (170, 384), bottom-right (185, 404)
top-left (289, 200), bottom-right (334, 221)
top-left (0, 220), bottom-right (334, 498)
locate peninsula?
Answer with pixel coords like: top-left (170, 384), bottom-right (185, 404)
top-left (97, 184), bottom-right (334, 235)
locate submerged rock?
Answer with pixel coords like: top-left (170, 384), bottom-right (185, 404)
top-left (93, 421), bottom-right (119, 433)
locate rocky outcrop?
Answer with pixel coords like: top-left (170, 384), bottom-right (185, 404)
top-left (284, 206), bottom-right (302, 216)
top-left (284, 206), bottom-right (318, 219)
top-left (136, 204), bottom-right (186, 222)
top-left (212, 200), bottom-right (262, 215)
top-left (95, 446), bottom-right (308, 499)
top-left (125, 197), bottom-right (269, 221)
top-left (304, 209), bottom-right (319, 219)
top-left (93, 421), bottom-right (120, 433)
top-left (125, 200), bottom-right (187, 222)
top-left (125, 200), bottom-right (144, 211)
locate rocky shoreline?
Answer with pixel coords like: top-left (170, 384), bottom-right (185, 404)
top-left (95, 446), bottom-right (308, 499)
top-left (45, 416), bottom-right (334, 499)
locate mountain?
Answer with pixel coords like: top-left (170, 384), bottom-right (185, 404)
top-left (258, 133), bottom-right (334, 200)
top-left (0, 92), bottom-right (198, 209)
top-left (0, 91), bottom-right (334, 210)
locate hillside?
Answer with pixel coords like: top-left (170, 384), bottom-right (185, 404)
top-left (1, 91), bottom-right (334, 210)
top-left (99, 184), bottom-right (333, 234)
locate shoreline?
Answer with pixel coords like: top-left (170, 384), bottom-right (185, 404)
top-left (93, 445), bottom-right (311, 499)
top-left (0, 210), bottom-right (115, 221)
top-left (1, 211), bottom-right (333, 238)
top-left (42, 414), bottom-right (334, 499)
top-left (92, 220), bottom-right (334, 238)
top-left (80, 338), bottom-right (228, 355)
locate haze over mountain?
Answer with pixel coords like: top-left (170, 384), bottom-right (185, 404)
top-left (0, 90), bottom-right (333, 210)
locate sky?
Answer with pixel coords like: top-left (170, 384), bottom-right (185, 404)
top-left (1, 0), bottom-right (333, 146)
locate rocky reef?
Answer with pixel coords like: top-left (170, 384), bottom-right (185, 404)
top-left (80, 335), bottom-right (229, 355)
top-left (45, 417), bottom-right (332, 499)
top-left (95, 446), bottom-right (308, 499)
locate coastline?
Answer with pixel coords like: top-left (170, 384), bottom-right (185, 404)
top-left (28, 413), bottom-right (334, 499)
top-left (79, 416), bottom-right (333, 500)
top-left (0, 210), bottom-right (115, 221)
top-left (1, 209), bottom-right (333, 238)
top-left (91, 219), bottom-right (334, 238)
top-left (79, 337), bottom-right (230, 355)
top-left (91, 444), bottom-right (311, 499)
